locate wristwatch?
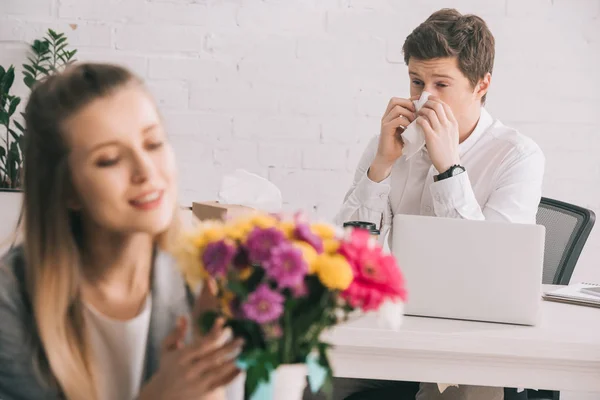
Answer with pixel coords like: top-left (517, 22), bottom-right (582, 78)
top-left (434, 165), bottom-right (466, 182)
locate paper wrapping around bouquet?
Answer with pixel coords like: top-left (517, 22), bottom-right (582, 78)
top-left (235, 353), bottom-right (327, 400)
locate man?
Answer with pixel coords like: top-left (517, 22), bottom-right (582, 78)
top-left (333, 8), bottom-right (544, 400)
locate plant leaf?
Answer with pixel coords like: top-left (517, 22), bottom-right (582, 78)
top-left (9, 129), bottom-right (22, 142)
top-left (35, 65), bottom-right (49, 75)
top-left (8, 97), bottom-right (21, 116)
top-left (24, 76), bottom-right (36, 89)
top-left (56, 36), bottom-right (67, 46)
top-left (1, 66), bottom-right (15, 92)
top-left (22, 64), bottom-right (35, 75)
top-left (13, 120), bottom-right (25, 133)
top-left (199, 311), bottom-right (219, 335)
top-left (0, 112), bottom-right (8, 126)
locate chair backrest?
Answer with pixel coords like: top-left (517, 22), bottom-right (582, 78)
top-left (536, 197), bottom-right (596, 285)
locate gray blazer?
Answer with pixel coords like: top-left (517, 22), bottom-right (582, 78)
top-left (0, 247), bottom-right (193, 400)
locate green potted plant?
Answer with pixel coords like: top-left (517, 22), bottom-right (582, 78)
top-left (0, 29), bottom-right (77, 247)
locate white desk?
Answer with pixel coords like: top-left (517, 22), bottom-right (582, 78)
top-left (326, 285), bottom-right (600, 393)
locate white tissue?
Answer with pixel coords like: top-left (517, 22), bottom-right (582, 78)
top-left (217, 169), bottom-right (283, 213)
top-left (377, 299), bottom-right (404, 331)
top-left (401, 91), bottom-right (432, 160)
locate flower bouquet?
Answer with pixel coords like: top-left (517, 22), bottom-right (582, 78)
top-left (177, 212), bottom-right (407, 400)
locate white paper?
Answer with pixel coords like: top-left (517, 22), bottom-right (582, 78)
top-left (401, 91), bottom-right (432, 160)
top-left (377, 299), bottom-right (404, 331)
top-left (437, 383), bottom-right (459, 393)
top-left (217, 169), bottom-right (283, 213)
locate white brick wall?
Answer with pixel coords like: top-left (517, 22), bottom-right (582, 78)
top-left (1, 0), bottom-right (600, 294)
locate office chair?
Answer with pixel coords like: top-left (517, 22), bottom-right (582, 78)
top-left (506, 197), bottom-right (596, 400)
top-left (536, 197), bottom-right (596, 285)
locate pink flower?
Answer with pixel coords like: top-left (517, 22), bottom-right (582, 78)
top-left (262, 322), bottom-right (283, 339)
top-left (202, 239), bottom-right (236, 277)
top-left (291, 281), bottom-right (308, 298)
top-left (246, 227), bottom-right (285, 264)
top-left (265, 243), bottom-right (308, 288)
top-left (294, 223), bottom-right (324, 254)
top-left (340, 229), bottom-right (407, 311)
top-left (241, 284), bottom-right (285, 324)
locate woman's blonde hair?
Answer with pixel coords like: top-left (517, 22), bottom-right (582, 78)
top-left (19, 63), bottom-right (179, 399)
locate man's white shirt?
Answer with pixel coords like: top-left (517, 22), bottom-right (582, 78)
top-left (335, 108), bottom-right (545, 243)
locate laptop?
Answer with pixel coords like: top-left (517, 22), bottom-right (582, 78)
top-left (391, 214), bottom-right (545, 325)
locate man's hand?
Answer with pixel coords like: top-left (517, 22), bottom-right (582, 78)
top-left (416, 96), bottom-right (461, 174)
top-left (369, 97), bottom-right (418, 183)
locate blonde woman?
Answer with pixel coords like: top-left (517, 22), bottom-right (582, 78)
top-left (0, 63), bottom-right (243, 400)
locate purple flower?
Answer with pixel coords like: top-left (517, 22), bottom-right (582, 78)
top-left (294, 223), bottom-right (324, 253)
top-left (265, 243), bottom-right (308, 288)
top-left (246, 227), bottom-right (285, 264)
top-left (242, 284), bottom-right (285, 324)
top-left (202, 240), bottom-right (236, 277)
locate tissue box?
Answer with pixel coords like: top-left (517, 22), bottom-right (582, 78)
top-left (192, 201), bottom-right (255, 222)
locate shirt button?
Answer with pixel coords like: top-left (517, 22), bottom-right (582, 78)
top-left (435, 194), bottom-right (442, 202)
top-left (425, 206), bottom-right (432, 213)
top-left (379, 194), bottom-right (386, 200)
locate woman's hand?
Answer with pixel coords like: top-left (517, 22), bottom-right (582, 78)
top-left (139, 318), bottom-right (243, 400)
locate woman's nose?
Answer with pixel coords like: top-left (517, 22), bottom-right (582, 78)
top-left (131, 151), bottom-right (153, 185)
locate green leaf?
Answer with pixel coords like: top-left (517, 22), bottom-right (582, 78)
top-left (8, 97), bottom-right (21, 116)
top-left (48, 29), bottom-right (59, 40)
top-left (24, 75), bottom-right (36, 89)
top-left (56, 36), bottom-right (67, 46)
top-left (35, 65), bottom-right (49, 75)
top-left (13, 120), bottom-right (25, 133)
top-left (0, 112), bottom-right (8, 126)
top-left (9, 129), bottom-right (22, 142)
top-left (227, 279), bottom-right (249, 300)
top-left (22, 64), bottom-right (35, 75)
top-left (199, 311), bottom-right (219, 335)
top-left (0, 146), bottom-right (6, 159)
top-left (69, 49), bottom-right (78, 58)
top-left (32, 39), bottom-right (50, 54)
top-left (0, 66), bottom-right (5, 78)
top-left (56, 43), bottom-right (68, 53)
top-left (1, 66), bottom-right (15, 92)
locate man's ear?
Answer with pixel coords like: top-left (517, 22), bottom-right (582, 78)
top-left (475, 72), bottom-right (492, 101)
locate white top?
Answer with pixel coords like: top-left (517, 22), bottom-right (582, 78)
top-left (84, 296), bottom-right (152, 400)
top-left (334, 108), bottom-right (546, 241)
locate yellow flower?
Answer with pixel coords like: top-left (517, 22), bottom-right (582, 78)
top-left (279, 221), bottom-right (296, 239)
top-left (311, 223), bottom-right (336, 240)
top-left (293, 241), bottom-right (318, 273)
top-left (220, 290), bottom-right (236, 318)
top-left (239, 266), bottom-right (253, 281)
top-left (248, 214), bottom-right (278, 229)
top-left (314, 254), bottom-right (353, 290)
top-left (191, 223), bottom-right (226, 248)
top-left (323, 238), bottom-right (340, 254)
top-left (224, 222), bottom-right (253, 241)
